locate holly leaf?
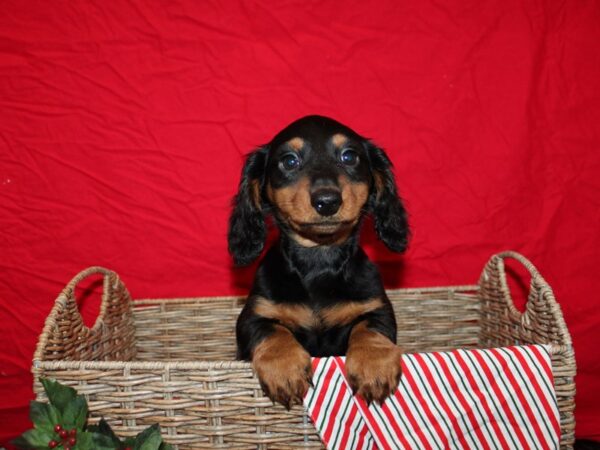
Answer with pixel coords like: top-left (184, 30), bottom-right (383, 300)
top-left (120, 437), bottom-right (135, 448)
top-left (94, 433), bottom-right (121, 450)
top-left (10, 435), bottom-right (35, 450)
top-left (62, 395), bottom-right (88, 430)
top-left (40, 378), bottom-right (77, 414)
top-left (11, 428), bottom-right (53, 449)
top-left (88, 418), bottom-right (122, 447)
top-left (29, 400), bottom-right (61, 433)
top-left (122, 436), bottom-right (136, 448)
top-left (133, 424), bottom-right (162, 450)
top-left (74, 431), bottom-right (93, 448)
top-left (78, 431), bottom-right (117, 450)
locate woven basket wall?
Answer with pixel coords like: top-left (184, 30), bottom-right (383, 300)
top-left (32, 251), bottom-right (575, 449)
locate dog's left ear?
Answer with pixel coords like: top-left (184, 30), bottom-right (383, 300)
top-left (228, 147), bottom-right (269, 266)
top-left (365, 141), bottom-right (410, 253)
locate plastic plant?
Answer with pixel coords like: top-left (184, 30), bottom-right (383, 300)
top-left (12, 378), bottom-right (173, 450)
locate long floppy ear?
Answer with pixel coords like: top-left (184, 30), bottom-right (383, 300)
top-left (228, 147), bottom-right (269, 266)
top-left (366, 141), bottom-right (410, 253)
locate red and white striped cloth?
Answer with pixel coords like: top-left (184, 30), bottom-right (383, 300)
top-left (303, 345), bottom-right (560, 450)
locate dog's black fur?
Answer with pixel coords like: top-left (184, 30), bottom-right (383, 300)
top-left (228, 115), bottom-right (409, 408)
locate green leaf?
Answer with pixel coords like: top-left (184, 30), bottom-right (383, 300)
top-left (62, 395), bottom-right (88, 430)
top-left (74, 431), bottom-right (93, 448)
top-left (29, 400), bottom-right (61, 433)
top-left (40, 378), bottom-right (77, 414)
top-left (123, 436), bottom-right (136, 448)
top-left (76, 430), bottom-right (116, 450)
top-left (88, 418), bottom-right (122, 447)
top-left (159, 443), bottom-right (174, 450)
top-left (11, 428), bottom-right (53, 449)
top-left (133, 424), bottom-right (162, 450)
top-left (11, 435), bottom-right (37, 450)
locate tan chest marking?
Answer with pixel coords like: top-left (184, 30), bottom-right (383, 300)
top-left (253, 297), bottom-right (384, 330)
top-left (320, 298), bottom-right (384, 327)
top-left (254, 297), bottom-right (318, 330)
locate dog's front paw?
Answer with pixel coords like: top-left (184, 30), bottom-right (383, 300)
top-left (254, 348), bottom-right (312, 409)
top-left (346, 326), bottom-right (402, 405)
top-left (252, 327), bottom-right (313, 409)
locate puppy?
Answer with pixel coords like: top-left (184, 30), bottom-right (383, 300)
top-left (228, 115), bottom-right (409, 409)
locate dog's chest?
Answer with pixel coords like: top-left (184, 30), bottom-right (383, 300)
top-left (293, 321), bottom-right (354, 357)
top-left (256, 296), bottom-right (384, 333)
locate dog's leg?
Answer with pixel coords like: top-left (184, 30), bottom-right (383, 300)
top-left (237, 296), bottom-right (314, 409)
top-left (346, 320), bottom-right (402, 405)
top-left (252, 324), bottom-right (313, 409)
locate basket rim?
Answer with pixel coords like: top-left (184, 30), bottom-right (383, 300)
top-left (33, 343), bottom-right (571, 371)
top-left (33, 359), bottom-right (253, 370)
top-left (131, 284), bottom-right (481, 306)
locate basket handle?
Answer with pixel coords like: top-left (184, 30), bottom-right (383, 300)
top-left (480, 250), bottom-right (571, 347)
top-left (33, 266), bottom-right (136, 363)
top-left (61, 266), bottom-right (125, 328)
top-left (491, 251), bottom-right (546, 317)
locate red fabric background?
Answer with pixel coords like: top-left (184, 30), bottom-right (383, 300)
top-left (1, 0), bottom-right (599, 444)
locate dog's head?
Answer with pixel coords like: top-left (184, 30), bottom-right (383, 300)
top-left (228, 115), bottom-right (409, 265)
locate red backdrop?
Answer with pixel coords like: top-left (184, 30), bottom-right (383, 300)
top-left (1, 0), bottom-right (599, 444)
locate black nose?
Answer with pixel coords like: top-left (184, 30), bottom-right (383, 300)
top-left (311, 189), bottom-right (342, 216)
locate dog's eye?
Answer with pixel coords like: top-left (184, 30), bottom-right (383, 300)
top-left (280, 153), bottom-right (301, 171)
top-left (340, 149), bottom-right (359, 167)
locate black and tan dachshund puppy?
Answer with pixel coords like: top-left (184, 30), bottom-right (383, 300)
top-left (228, 115), bottom-right (409, 409)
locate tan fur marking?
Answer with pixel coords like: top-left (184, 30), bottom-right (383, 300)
top-left (268, 175), bottom-right (368, 247)
top-left (320, 298), bottom-right (384, 327)
top-left (346, 321), bottom-right (402, 404)
top-left (250, 179), bottom-right (262, 209)
top-left (268, 177), bottom-right (314, 225)
top-left (338, 175), bottom-right (369, 222)
top-left (373, 171), bottom-right (385, 201)
top-left (331, 133), bottom-right (348, 148)
top-left (286, 137), bottom-right (305, 152)
top-left (252, 325), bottom-right (313, 408)
top-left (254, 297), bottom-right (317, 330)
top-left (289, 232), bottom-right (320, 247)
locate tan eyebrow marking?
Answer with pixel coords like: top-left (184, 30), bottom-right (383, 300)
top-left (286, 137), bottom-right (305, 152)
top-left (331, 133), bottom-right (349, 148)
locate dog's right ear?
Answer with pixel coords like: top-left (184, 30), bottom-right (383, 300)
top-left (228, 147), bottom-right (269, 266)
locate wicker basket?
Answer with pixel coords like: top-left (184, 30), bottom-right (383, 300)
top-left (32, 251), bottom-right (575, 449)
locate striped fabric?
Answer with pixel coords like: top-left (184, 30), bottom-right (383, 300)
top-left (303, 345), bottom-right (560, 450)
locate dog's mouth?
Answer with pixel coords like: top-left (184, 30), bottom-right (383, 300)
top-left (297, 219), bottom-right (354, 232)
top-left (287, 218), bottom-right (359, 246)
